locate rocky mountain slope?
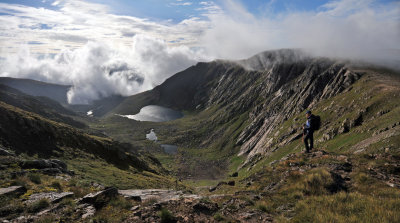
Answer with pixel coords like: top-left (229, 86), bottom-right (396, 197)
top-left (103, 49), bottom-right (399, 179)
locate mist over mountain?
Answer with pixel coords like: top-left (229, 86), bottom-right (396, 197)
top-left (0, 35), bottom-right (206, 104)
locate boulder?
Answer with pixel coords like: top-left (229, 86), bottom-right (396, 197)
top-left (209, 186), bottom-right (217, 192)
top-left (79, 187), bottom-right (118, 208)
top-left (118, 189), bottom-right (200, 203)
top-left (209, 181), bottom-right (228, 192)
top-left (26, 192), bottom-right (74, 204)
top-left (0, 186), bottom-right (26, 197)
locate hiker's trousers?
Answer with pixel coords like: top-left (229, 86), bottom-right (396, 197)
top-left (304, 131), bottom-right (314, 152)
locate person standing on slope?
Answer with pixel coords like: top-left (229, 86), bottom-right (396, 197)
top-left (303, 110), bottom-right (316, 153)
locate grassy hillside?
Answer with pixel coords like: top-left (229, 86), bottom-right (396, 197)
top-left (241, 67), bottom-right (400, 177)
top-left (0, 100), bottom-right (181, 189)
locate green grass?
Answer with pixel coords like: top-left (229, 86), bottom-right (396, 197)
top-left (28, 173), bottom-right (42, 184)
top-left (91, 101), bottom-right (250, 183)
top-left (292, 192), bottom-right (400, 223)
top-left (28, 199), bottom-right (50, 213)
top-left (325, 131), bottom-right (369, 152)
top-left (256, 201), bottom-right (273, 214)
top-left (184, 179), bottom-right (220, 187)
top-left (160, 208), bottom-right (175, 223)
top-left (66, 156), bottom-right (180, 190)
top-left (34, 214), bottom-right (57, 223)
top-left (229, 155), bottom-right (245, 174)
top-left (93, 197), bottom-right (134, 223)
top-left (240, 150), bottom-right (400, 222)
top-left (213, 212), bottom-right (225, 221)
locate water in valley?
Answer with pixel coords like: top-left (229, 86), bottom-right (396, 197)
top-left (145, 129), bottom-right (178, 154)
top-left (160, 144), bottom-right (178, 155)
top-left (119, 105), bottom-right (183, 122)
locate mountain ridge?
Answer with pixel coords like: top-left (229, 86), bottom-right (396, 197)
top-left (96, 49), bottom-right (400, 179)
top-left (0, 77), bottom-right (71, 105)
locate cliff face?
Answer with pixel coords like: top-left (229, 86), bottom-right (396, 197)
top-left (232, 52), bottom-right (362, 162)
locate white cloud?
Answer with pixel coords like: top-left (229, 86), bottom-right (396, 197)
top-left (0, 0), bottom-right (208, 56)
top-left (171, 2), bottom-right (193, 6)
top-left (0, 35), bottom-right (208, 104)
top-left (197, 1), bottom-right (223, 15)
top-left (0, 0), bottom-right (211, 104)
top-left (199, 0), bottom-right (400, 66)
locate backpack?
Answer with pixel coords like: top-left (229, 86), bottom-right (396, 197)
top-left (311, 115), bottom-right (321, 131)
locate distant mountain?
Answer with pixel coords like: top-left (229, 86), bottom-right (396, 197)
top-left (110, 49), bottom-right (311, 115)
top-left (0, 84), bottom-right (86, 128)
top-left (0, 77), bottom-right (71, 105)
top-left (0, 77), bottom-right (127, 117)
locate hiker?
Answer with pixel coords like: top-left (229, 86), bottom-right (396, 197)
top-left (303, 110), bottom-right (316, 153)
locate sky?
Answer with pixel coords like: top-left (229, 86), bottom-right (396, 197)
top-left (0, 0), bottom-right (399, 104)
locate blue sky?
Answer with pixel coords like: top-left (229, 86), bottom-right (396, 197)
top-left (0, 0), bottom-right (399, 57)
top-left (1, 0), bottom-right (397, 22)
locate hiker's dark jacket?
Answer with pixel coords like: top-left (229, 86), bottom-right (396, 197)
top-left (304, 114), bottom-right (316, 134)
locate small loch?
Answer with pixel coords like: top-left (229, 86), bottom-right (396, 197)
top-left (119, 105), bottom-right (183, 122)
top-left (160, 144), bottom-right (178, 155)
top-left (145, 129), bottom-right (178, 155)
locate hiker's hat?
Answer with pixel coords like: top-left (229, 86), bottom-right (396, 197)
top-left (306, 110), bottom-right (311, 115)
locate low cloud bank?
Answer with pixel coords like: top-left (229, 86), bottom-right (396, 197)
top-left (201, 0), bottom-right (400, 68)
top-left (0, 35), bottom-right (207, 104)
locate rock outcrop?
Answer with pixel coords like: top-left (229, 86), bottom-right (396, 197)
top-left (26, 192), bottom-right (74, 204)
top-left (118, 189), bottom-right (201, 203)
top-left (79, 187), bottom-right (118, 208)
top-left (235, 59), bottom-right (362, 163)
top-left (0, 186), bottom-right (26, 197)
top-left (19, 159), bottom-right (72, 176)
